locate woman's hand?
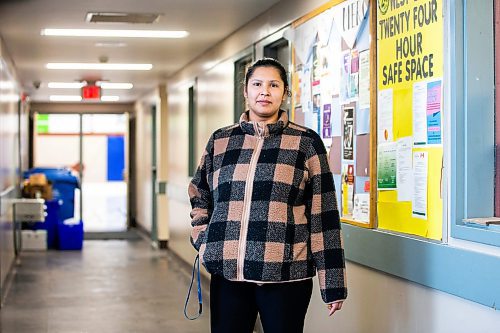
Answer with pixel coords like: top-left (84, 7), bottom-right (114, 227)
top-left (327, 301), bottom-right (343, 316)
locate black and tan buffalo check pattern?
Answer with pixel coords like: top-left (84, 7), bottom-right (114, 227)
top-left (189, 111), bottom-right (347, 303)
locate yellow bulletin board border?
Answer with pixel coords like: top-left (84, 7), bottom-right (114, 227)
top-left (292, 0), bottom-right (345, 28)
top-left (290, 0), bottom-right (378, 229)
top-left (375, 0), bottom-right (444, 241)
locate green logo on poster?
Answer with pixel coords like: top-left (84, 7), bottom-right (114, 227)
top-left (378, 0), bottom-right (389, 15)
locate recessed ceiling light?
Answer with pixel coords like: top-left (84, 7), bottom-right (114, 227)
top-left (0, 94), bottom-right (20, 102)
top-left (48, 81), bottom-right (134, 89)
top-left (50, 95), bottom-right (83, 102)
top-left (95, 42), bottom-right (128, 48)
top-left (101, 96), bottom-right (120, 102)
top-left (48, 82), bottom-right (86, 89)
top-left (41, 28), bottom-right (189, 39)
top-left (46, 63), bottom-right (152, 70)
top-left (85, 12), bottom-right (162, 24)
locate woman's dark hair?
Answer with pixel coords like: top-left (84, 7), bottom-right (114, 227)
top-left (245, 58), bottom-right (290, 96)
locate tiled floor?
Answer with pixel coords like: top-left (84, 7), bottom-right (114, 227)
top-left (0, 238), bottom-right (211, 332)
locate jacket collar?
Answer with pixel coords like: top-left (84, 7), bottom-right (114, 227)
top-left (239, 110), bottom-right (289, 137)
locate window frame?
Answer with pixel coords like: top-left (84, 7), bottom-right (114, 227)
top-left (495, 0), bottom-right (500, 217)
top-left (188, 82), bottom-right (197, 177)
top-left (234, 54), bottom-right (253, 123)
top-left (262, 37), bottom-right (292, 114)
top-left (450, 0), bottom-right (500, 246)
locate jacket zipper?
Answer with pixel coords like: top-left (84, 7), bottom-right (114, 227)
top-left (237, 125), bottom-right (264, 280)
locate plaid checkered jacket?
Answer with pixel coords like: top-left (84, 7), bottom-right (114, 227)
top-left (189, 111), bottom-right (347, 303)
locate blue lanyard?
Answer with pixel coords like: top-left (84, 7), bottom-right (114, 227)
top-left (184, 254), bottom-right (203, 320)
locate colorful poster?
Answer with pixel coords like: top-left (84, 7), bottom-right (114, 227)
top-left (426, 79), bottom-right (442, 144)
top-left (343, 107), bottom-right (354, 160)
top-left (377, 142), bottom-right (397, 190)
top-left (350, 49), bottom-right (359, 99)
top-left (342, 164), bottom-right (355, 216)
top-left (312, 92), bottom-right (321, 133)
top-left (322, 104), bottom-right (332, 143)
top-left (312, 41), bottom-right (321, 86)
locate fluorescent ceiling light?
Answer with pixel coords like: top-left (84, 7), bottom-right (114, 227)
top-left (0, 94), bottom-right (20, 102)
top-left (41, 28), bottom-right (189, 39)
top-left (0, 81), bottom-right (15, 90)
top-left (48, 81), bottom-right (133, 89)
top-left (48, 82), bottom-right (86, 89)
top-left (50, 95), bottom-right (82, 102)
top-left (101, 96), bottom-right (120, 102)
top-left (98, 82), bottom-right (133, 89)
top-left (46, 63), bottom-right (152, 70)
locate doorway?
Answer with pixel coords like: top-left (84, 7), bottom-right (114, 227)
top-left (33, 113), bottom-right (128, 233)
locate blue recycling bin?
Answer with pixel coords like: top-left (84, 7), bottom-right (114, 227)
top-left (57, 219), bottom-right (84, 250)
top-left (24, 168), bottom-right (79, 221)
top-left (44, 199), bottom-right (61, 249)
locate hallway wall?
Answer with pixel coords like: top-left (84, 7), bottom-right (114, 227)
top-left (164, 0), bottom-right (500, 332)
top-left (134, 97), bottom-right (155, 234)
top-left (157, 85), bottom-right (170, 243)
top-left (0, 36), bottom-right (23, 303)
top-left (165, 80), bottom-right (191, 256)
top-left (306, 261), bottom-right (500, 332)
top-left (134, 86), bottom-right (169, 243)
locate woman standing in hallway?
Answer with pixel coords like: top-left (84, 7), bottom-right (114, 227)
top-left (188, 58), bottom-right (347, 333)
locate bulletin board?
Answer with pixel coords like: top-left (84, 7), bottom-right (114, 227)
top-left (376, 0), bottom-right (443, 240)
top-left (290, 0), bottom-right (376, 228)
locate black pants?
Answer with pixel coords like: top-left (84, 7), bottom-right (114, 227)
top-left (210, 274), bottom-right (313, 333)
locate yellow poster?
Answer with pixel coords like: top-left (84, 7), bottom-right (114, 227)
top-left (376, 0), bottom-right (443, 240)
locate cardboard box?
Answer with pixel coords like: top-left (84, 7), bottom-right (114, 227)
top-left (22, 183), bottom-right (53, 200)
top-left (29, 173), bottom-right (48, 186)
top-left (21, 230), bottom-right (47, 250)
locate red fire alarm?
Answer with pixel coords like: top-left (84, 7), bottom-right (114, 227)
top-left (82, 85), bottom-right (101, 99)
